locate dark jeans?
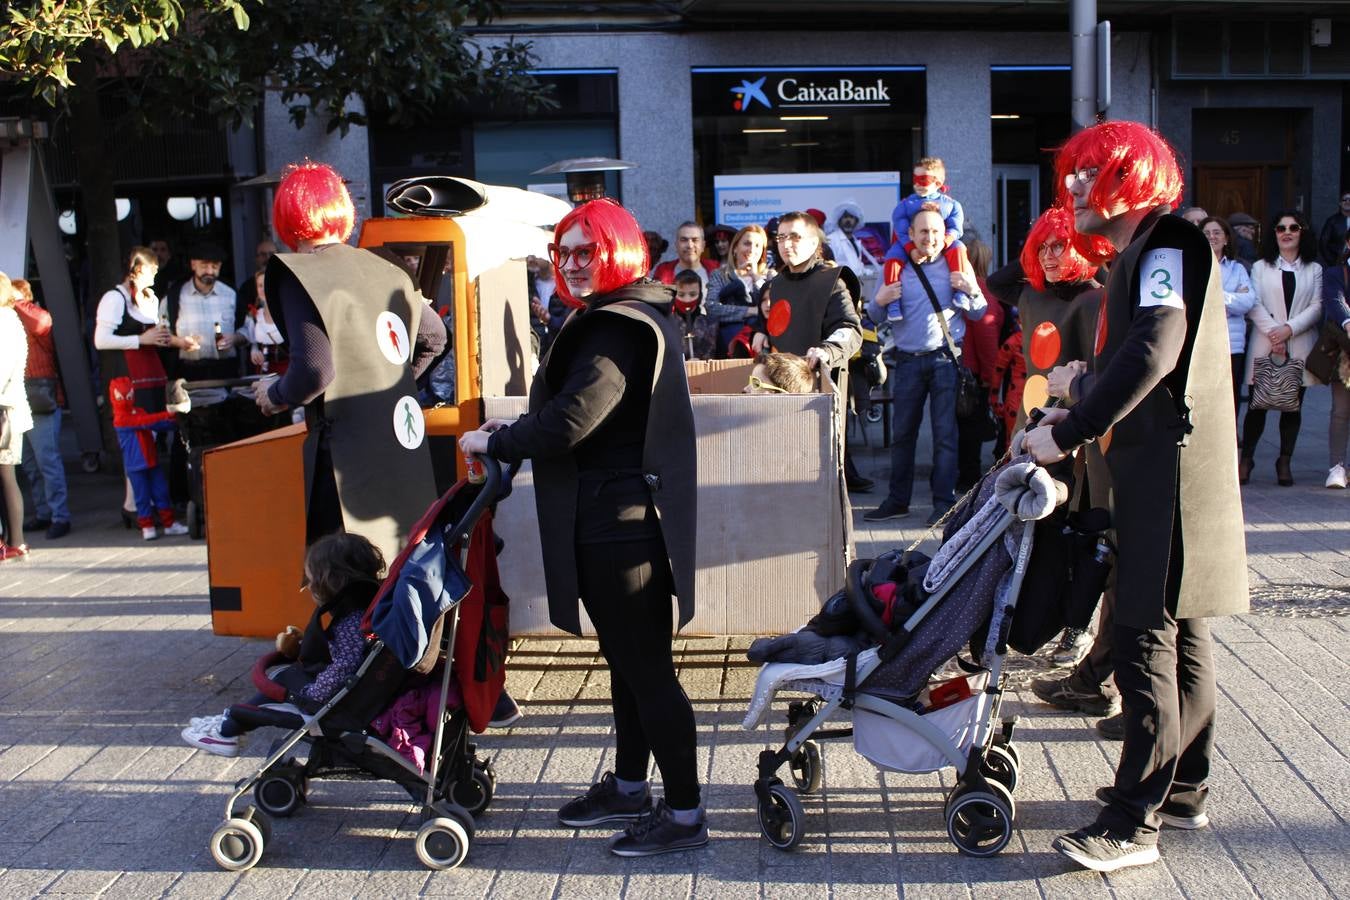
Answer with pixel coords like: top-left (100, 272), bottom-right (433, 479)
top-left (1230, 353), bottom-right (1245, 429)
top-left (886, 349), bottom-right (958, 510)
top-left (1241, 387), bottom-right (1306, 458)
top-left (577, 538), bottom-right (700, 810)
top-left (1096, 612), bottom-right (1216, 844)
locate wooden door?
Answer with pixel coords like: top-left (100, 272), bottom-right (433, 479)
top-left (1195, 166), bottom-right (1264, 219)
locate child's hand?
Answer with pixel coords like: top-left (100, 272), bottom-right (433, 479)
top-left (275, 625), bottom-right (302, 658)
top-left (908, 247), bottom-right (924, 264)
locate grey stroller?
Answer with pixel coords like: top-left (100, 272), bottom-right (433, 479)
top-left (743, 457), bottom-right (1066, 857)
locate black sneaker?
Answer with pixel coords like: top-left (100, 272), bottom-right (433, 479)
top-left (1095, 712), bottom-right (1126, 741)
top-left (23, 515), bottom-right (51, 532)
top-left (1030, 674), bottom-right (1121, 717)
top-left (1052, 824), bottom-right (1159, 872)
top-left (608, 800), bottom-right (709, 857)
top-left (558, 772), bottom-right (652, 827)
top-left (1050, 627), bottom-right (1093, 667)
top-left (488, 691), bottom-right (523, 728)
top-left (863, 500), bottom-right (909, 521)
top-left (1094, 787), bottom-right (1209, 830)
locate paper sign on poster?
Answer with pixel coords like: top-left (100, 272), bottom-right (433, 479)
top-left (713, 171), bottom-right (900, 254)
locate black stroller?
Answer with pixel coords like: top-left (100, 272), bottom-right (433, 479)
top-left (744, 457), bottom-right (1074, 857)
top-left (205, 456), bottom-right (513, 872)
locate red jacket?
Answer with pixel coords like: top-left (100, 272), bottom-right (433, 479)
top-left (653, 259), bottom-right (718, 284)
top-left (15, 299), bottom-right (64, 405)
top-left (960, 276), bottom-right (1004, 387)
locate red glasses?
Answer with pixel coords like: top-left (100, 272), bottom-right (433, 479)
top-left (548, 242), bottom-right (598, 270)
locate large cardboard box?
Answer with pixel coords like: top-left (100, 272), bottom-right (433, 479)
top-left (487, 359), bottom-right (852, 636)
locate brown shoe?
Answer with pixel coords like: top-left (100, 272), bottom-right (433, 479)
top-left (1275, 455), bottom-right (1293, 486)
top-left (1238, 456), bottom-right (1254, 485)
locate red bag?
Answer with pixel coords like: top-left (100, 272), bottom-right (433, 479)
top-left (453, 510), bottom-right (511, 733)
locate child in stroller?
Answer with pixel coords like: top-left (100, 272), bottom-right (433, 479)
top-left (181, 532), bottom-right (382, 756)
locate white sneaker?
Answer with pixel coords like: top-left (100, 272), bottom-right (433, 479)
top-left (1327, 464), bottom-right (1347, 489)
top-left (142, 526), bottom-right (159, 541)
top-left (181, 718), bottom-right (240, 757)
top-left (188, 712), bottom-right (227, 731)
top-left (162, 521), bottom-right (190, 536)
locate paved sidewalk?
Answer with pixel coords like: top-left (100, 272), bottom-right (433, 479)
top-left (0, 389), bottom-right (1346, 898)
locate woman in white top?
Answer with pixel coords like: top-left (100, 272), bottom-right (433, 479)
top-left (243, 270), bottom-right (287, 374)
top-left (1, 272), bottom-right (34, 561)
top-left (1239, 211), bottom-right (1324, 486)
top-left (705, 224), bottom-right (773, 356)
top-left (1199, 216), bottom-right (1256, 418)
top-left (93, 246), bottom-right (197, 412)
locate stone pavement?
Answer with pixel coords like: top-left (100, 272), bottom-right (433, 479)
top-left (1, 388), bottom-right (1347, 898)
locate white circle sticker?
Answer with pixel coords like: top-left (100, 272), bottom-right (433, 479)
top-left (393, 395), bottom-right (425, 450)
top-left (376, 311), bottom-right (410, 365)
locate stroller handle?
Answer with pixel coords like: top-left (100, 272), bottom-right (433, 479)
top-left (449, 454), bottom-right (518, 543)
top-left (845, 558), bottom-right (892, 643)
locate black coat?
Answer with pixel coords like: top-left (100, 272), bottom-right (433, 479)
top-left (488, 281), bottom-right (697, 635)
top-left (1051, 209), bottom-right (1248, 627)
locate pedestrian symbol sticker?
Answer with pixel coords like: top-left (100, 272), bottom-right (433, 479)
top-left (393, 395), bottom-right (425, 450)
top-left (376, 312), bottom-right (410, 365)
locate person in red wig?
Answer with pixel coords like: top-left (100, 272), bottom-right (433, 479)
top-left (252, 161), bottom-right (445, 566)
top-left (458, 198), bottom-right (705, 858)
top-left (1023, 121), bottom-right (1248, 873)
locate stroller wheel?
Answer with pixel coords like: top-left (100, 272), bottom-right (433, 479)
top-left (451, 766), bottom-right (495, 817)
top-left (789, 741), bottom-right (823, 795)
top-left (980, 745), bottom-right (1019, 794)
top-left (758, 782), bottom-right (806, 851)
top-left (430, 800), bottom-right (476, 842)
top-left (945, 783), bottom-right (1014, 857)
top-left (255, 773), bottom-right (305, 818)
top-left (415, 816), bottom-right (470, 870)
top-left (209, 816), bottom-right (265, 871)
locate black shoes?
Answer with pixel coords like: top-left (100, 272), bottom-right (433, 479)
top-left (45, 520), bottom-right (71, 540)
top-left (23, 515), bottom-right (51, 532)
top-left (1053, 824), bottom-right (1159, 872)
top-left (608, 799), bottom-right (709, 857)
top-left (846, 476), bottom-right (875, 493)
top-left (557, 772), bottom-right (652, 827)
top-left (1095, 712), bottom-right (1126, 740)
top-left (1030, 673), bottom-right (1121, 718)
top-left (488, 691), bottom-right (523, 728)
top-left (863, 499), bottom-right (909, 521)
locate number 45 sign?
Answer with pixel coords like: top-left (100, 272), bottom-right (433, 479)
top-left (1139, 248), bottom-right (1185, 310)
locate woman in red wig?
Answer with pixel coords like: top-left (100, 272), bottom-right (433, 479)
top-left (459, 198), bottom-right (704, 858)
top-left (252, 161), bottom-right (445, 565)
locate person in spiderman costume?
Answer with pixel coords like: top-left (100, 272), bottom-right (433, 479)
top-left (109, 376), bottom-right (191, 541)
top-left (880, 157), bottom-right (971, 320)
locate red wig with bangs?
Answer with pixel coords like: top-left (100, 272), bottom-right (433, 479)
top-left (1053, 121), bottom-right (1183, 264)
top-left (272, 162), bottom-right (356, 251)
top-left (1020, 207), bottom-right (1097, 291)
top-left (552, 198), bottom-right (649, 308)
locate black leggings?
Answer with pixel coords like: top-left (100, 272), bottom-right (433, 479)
top-left (1241, 386), bottom-right (1306, 458)
top-left (0, 464), bottom-right (24, 547)
top-left (577, 538), bottom-right (700, 810)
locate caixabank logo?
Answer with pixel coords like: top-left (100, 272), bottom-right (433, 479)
top-left (730, 77), bottom-right (772, 112)
top-left (729, 73), bottom-right (893, 111)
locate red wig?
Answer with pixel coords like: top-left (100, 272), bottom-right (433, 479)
top-left (1054, 121), bottom-right (1183, 264)
top-left (272, 162), bottom-right (356, 251)
top-left (1020, 207), bottom-right (1096, 291)
top-left (552, 198), bottom-right (649, 308)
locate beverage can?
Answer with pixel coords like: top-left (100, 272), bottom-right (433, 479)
top-left (465, 452), bottom-right (486, 484)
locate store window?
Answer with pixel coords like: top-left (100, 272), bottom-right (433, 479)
top-left (692, 67), bottom-right (925, 236)
top-left (369, 70), bottom-right (619, 214)
top-left (990, 66), bottom-right (1071, 265)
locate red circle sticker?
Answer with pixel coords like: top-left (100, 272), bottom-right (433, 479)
top-left (767, 299), bottom-right (792, 337)
top-left (1028, 321), bottom-right (1062, 370)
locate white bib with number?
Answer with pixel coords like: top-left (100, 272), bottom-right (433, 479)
top-left (1139, 249), bottom-right (1185, 310)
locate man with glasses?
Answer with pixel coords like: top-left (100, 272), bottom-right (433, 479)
top-left (864, 204), bottom-right (986, 525)
top-left (1318, 189), bottom-right (1350, 267)
top-left (1023, 121), bottom-right (1248, 873)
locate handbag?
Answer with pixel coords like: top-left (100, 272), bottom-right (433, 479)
top-left (1305, 320), bottom-right (1350, 387)
top-left (25, 377), bottom-right (58, 415)
top-left (910, 261), bottom-right (985, 420)
top-left (1249, 353), bottom-right (1304, 412)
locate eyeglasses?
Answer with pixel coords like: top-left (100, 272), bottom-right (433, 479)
top-left (746, 375), bottom-right (787, 393)
top-left (547, 242), bottom-right (598, 269)
top-left (776, 232), bottom-right (809, 244)
top-left (1274, 223), bottom-right (1302, 234)
top-left (1062, 166), bottom-right (1100, 190)
top-left (1037, 241), bottom-right (1067, 259)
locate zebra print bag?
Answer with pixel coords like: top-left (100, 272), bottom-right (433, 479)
top-left (1249, 353), bottom-right (1304, 412)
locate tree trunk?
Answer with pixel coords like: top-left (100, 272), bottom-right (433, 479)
top-left (68, 59), bottom-right (121, 298)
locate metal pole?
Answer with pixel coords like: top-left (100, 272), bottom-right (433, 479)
top-left (1071, 0), bottom-right (1098, 132)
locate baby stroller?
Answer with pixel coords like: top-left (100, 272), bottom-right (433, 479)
top-left (743, 456), bottom-right (1070, 857)
top-left (204, 456), bottom-right (514, 873)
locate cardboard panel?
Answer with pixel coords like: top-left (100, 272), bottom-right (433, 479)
top-left (475, 258), bottom-right (532, 399)
top-left (486, 381), bottom-right (847, 636)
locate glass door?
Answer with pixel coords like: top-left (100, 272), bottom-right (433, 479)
top-left (993, 164), bottom-right (1039, 268)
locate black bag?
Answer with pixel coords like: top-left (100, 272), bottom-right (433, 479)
top-left (1305, 320), bottom-right (1349, 386)
top-left (25, 377), bottom-right (58, 415)
top-left (910, 260), bottom-right (986, 421)
top-left (1007, 507), bottom-right (1114, 654)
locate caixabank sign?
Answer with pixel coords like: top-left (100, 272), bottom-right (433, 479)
top-left (692, 66), bottom-right (924, 115)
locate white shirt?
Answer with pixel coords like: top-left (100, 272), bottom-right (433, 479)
top-left (94, 285), bottom-right (162, 351)
top-left (174, 279), bottom-right (238, 360)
